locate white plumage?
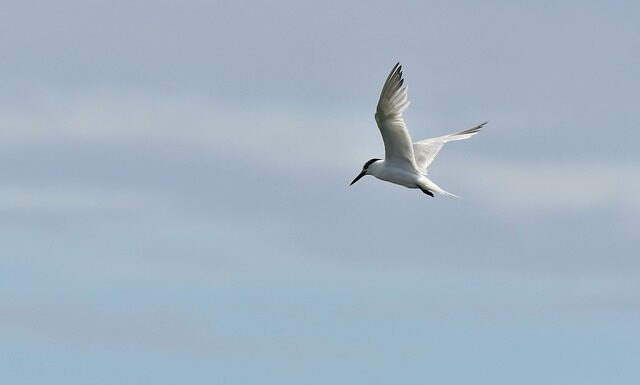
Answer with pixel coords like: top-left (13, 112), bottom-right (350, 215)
top-left (350, 63), bottom-right (486, 197)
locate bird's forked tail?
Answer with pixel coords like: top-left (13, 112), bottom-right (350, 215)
top-left (419, 177), bottom-right (462, 199)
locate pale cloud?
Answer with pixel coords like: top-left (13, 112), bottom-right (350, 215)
top-left (2, 1), bottom-right (640, 384)
top-left (454, 159), bottom-right (640, 213)
top-left (0, 300), bottom-right (217, 354)
top-left (0, 89), bottom-right (371, 172)
top-left (0, 184), bottom-right (168, 216)
top-left (3, 89), bottom-right (638, 219)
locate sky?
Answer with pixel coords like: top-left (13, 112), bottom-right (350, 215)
top-left (1, 1), bottom-right (639, 384)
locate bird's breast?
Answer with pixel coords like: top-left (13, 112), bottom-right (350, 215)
top-left (372, 166), bottom-right (421, 188)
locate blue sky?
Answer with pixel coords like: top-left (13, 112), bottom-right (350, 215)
top-left (1, 1), bottom-right (639, 384)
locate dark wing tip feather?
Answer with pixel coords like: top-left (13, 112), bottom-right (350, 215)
top-left (385, 62), bottom-right (401, 84)
top-left (377, 62), bottom-right (409, 116)
top-left (458, 121), bottom-right (488, 136)
top-left (386, 63), bottom-right (404, 92)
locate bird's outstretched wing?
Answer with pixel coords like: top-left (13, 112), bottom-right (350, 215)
top-left (375, 63), bottom-right (418, 170)
top-left (413, 121), bottom-right (486, 173)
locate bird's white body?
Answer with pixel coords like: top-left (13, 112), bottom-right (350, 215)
top-left (350, 63), bottom-right (485, 197)
top-left (367, 161), bottom-right (425, 189)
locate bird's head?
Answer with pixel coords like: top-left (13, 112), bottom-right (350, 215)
top-left (350, 158), bottom-right (381, 185)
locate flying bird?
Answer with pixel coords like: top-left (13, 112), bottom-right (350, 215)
top-left (350, 62), bottom-right (486, 197)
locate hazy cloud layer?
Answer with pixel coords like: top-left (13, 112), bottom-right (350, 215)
top-left (2, 1), bottom-right (639, 384)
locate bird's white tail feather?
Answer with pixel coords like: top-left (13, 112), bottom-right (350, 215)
top-left (439, 189), bottom-right (462, 199)
top-left (420, 177), bottom-right (462, 199)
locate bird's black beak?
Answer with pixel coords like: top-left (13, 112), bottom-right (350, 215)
top-left (350, 170), bottom-right (366, 186)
